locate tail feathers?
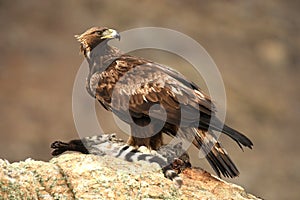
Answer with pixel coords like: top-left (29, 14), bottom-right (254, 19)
top-left (221, 124), bottom-right (253, 149)
top-left (208, 144), bottom-right (239, 178)
top-left (199, 117), bottom-right (253, 150)
top-left (192, 128), bottom-right (240, 178)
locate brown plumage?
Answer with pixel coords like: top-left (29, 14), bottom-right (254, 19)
top-left (75, 26), bottom-right (253, 178)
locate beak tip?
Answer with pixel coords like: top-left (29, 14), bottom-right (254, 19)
top-left (117, 34), bottom-right (121, 41)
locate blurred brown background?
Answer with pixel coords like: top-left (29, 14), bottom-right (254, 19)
top-left (0, 0), bottom-right (299, 199)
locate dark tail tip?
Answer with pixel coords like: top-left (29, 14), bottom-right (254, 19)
top-left (222, 124), bottom-right (253, 149)
top-left (207, 146), bottom-right (240, 178)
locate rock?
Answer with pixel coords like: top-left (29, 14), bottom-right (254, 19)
top-left (0, 154), bottom-right (261, 199)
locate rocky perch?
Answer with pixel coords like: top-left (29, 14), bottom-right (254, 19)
top-left (0, 153), bottom-right (260, 200)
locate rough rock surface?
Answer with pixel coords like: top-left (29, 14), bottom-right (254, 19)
top-left (0, 153), bottom-right (260, 200)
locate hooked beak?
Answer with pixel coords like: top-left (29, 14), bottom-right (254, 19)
top-left (101, 29), bottom-right (121, 41)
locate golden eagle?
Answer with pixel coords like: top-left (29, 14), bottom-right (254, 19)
top-left (75, 27), bottom-right (253, 178)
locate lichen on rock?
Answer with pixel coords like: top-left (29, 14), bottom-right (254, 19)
top-left (0, 154), bottom-right (260, 199)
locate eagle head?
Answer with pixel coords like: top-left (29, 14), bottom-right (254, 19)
top-left (75, 27), bottom-right (120, 55)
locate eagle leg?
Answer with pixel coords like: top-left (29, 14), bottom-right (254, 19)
top-left (126, 136), bottom-right (150, 149)
top-left (127, 132), bottom-right (163, 151)
top-left (128, 120), bottom-right (164, 150)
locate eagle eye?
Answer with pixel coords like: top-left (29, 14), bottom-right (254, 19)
top-left (95, 31), bottom-right (103, 35)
